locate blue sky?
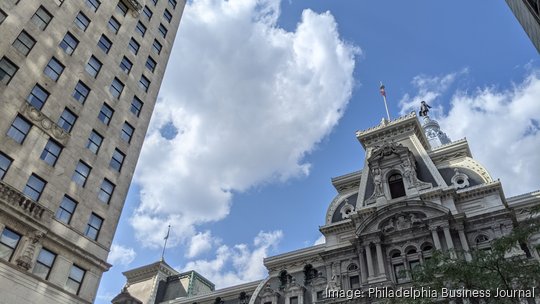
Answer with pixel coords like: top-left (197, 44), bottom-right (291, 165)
top-left (96, 0), bottom-right (539, 302)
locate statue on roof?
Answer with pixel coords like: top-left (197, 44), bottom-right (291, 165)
top-left (419, 101), bottom-right (431, 117)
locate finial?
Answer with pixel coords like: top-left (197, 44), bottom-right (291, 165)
top-left (419, 101), bottom-right (431, 117)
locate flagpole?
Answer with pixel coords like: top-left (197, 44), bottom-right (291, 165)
top-left (380, 81), bottom-right (391, 120)
top-left (161, 224), bottom-right (171, 261)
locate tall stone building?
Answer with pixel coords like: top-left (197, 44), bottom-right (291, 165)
top-left (116, 112), bottom-right (540, 304)
top-left (506, 0), bottom-right (540, 52)
top-left (0, 0), bottom-right (185, 302)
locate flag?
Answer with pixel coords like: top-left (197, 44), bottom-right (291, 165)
top-left (164, 225), bottom-right (170, 240)
top-left (379, 84), bottom-right (386, 97)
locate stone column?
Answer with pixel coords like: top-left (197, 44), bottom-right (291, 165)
top-left (375, 242), bottom-right (386, 275)
top-left (458, 229), bottom-right (472, 261)
top-left (364, 244), bottom-right (374, 278)
top-left (443, 226), bottom-right (456, 258)
top-left (358, 247), bottom-right (368, 283)
top-left (431, 228), bottom-right (442, 250)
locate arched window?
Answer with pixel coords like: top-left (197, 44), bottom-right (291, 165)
top-left (388, 173), bottom-right (406, 198)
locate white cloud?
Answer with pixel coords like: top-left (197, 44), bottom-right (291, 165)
top-left (181, 230), bottom-right (283, 288)
top-left (187, 231), bottom-right (217, 258)
top-left (130, 0), bottom-right (358, 248)
top-left (108, 244), bottom-right (136, 267)
top-left (400, 71), bottom-right (540, 196)
top-left (314, 235), bottom-right (325, 245)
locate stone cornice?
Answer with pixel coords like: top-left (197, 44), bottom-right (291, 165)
top-left (319, 219), bottom-right (354, 235)
top-left (169, 280), bottom-right (261, 303)
top-left (506, 190), bottom-right (540, 207)
top-left (20, 103), bottom-right (70, 146)
top-left (120, 0), bottom-right (143, 16)
top-left (454, 181), bottom-right (503, 201)
top-left (428, 138), bottom-right (471, 163)
top-left (123, 260), bottom-right (179, 283)
top-left (264, 245), bottom-right (324, 270)
top-left (331, 170), bottom-right (361, 192)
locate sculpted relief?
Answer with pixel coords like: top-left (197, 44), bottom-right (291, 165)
top-left (380, 212), bottom-right (425, 234)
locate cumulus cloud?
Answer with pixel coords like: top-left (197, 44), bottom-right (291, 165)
top-left (108, 244), bottom-right (136, 267)
top-left (130, 0), bottom-right (358, 248)
top-left (400, 70), bottom-right (540, 196)
top-left (314, 235), bottom-right (325, 245)
top-left (181, 230), bottom-right (283, 288)
top-left (187, 231), bottom-right (217, 258)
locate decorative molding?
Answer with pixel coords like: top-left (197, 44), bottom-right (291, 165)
top-left (20, 103), bottom-right (70, 145)
top-left (0, 181), bottom-right (53, 223)
top-left (121, 0), bottom-right (143, 16)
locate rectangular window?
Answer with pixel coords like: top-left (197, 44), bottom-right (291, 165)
top-left (85, 213), bottom-right (103, 240)
top-left (40, 139), bottom-right (62, 166)
top-left (146, 56), bottom-right (157, 72)
top-left (349, 275), bottom-right (360, 289)
top-left (135, 21), bottom-right (146, 37)
top-left (85, 55), bottom-right (102, 78)
top-left (164, 9), bottom-right (172, 23)
top-left (394, 264), bottom-right (407, 283)
top-left (116, 1), bottom-right (128, 16)
top-left (44, 57), bottom-right (64, 81)
top-left (169, 0), bottom-right (177, 9)
top-left (66, 265), bottom-right (85, 295)
top-left (27, 84), bottom-right (49, 110)
top-left (86, 130), bottom-right (103, 154)
top-left (55, 195), bottom-right (77, 224)
top-left (98, 179), bottom-right (115, 203)
top-left (0, 9), bottom-right (6, 25)
top-left (289, 297), bottom-right (298, 304)
top-left (24, 174), bottom-right (46, 201)
top-left (86, 0), bottom-right (100, 12)
top-left (0, 228), bottom-right (21, 262)
top-left (108, 16), bottom-right (120, 34)
top-left (58, 108), bottom-right (77, 132)
top-left (0, 57), bottom-right (18, 85)
top-left (74, 12), bottom-right (90, 31)
top-left (139, 75), bottom-right (150, 92)
top-left (152, 0), bottom-right (158, 5)
top-left (59, 32), bottom-right (79, 55)
top-left (110, 148), bottom-right (125, 172)
top-left (72, 81), bottom-right (90, 103)
top-left (0, 152), bottom-right (12, 180)
top-left (109, 78), bottom-right (124, 98)
top-left (13, 31), bottom-right (36, 56)
top-left (72, 161), bottom-right (91, 187)
top-left (98, 103), bottom-right (114, 125)
top-left (32, 248), bottom-right (56, 280)
top-left (119, 56), bottom-right (133, 74)
top-left (158, 23), bottom-right (168, 38)
top-left (143, 6), bottom-right (152, 21)
top-left (152, 39), bottom-right (162, 55)
top-left (8, 116), bottom-right (31, 144)
top-left (31, 6), bottom-right (52, 30)
top-left (121, 122), bottom-right (134, 143)
top-left (131, 96), bottom-right (143, 117)
top-left (128, 38), bottom-right (140, 55)
top-left (97, 34), bottom-right (112, 54)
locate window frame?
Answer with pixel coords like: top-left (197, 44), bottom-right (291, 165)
top-left (86, 0), bottom-right (100, 12)
top-left (152, 39), bottom-right (162, 55)
top-left (0, 152), bottom-right (12, 180)
top-left (108, 16), bottom-right (121, 34)
top-left (131, 96), bottom-right (143, 117)
top-left (98, 179), bottom-right (115, 204)
top-left (139, 75), bottom-right (150, 92)
top-left (7, 115), bottom-right (32, 144)
top-left (109, 77), bottom-right (124, 99)
top-left (121, 122), bottom-right (135, 143)
top-left (128, 38), bottom-right (140, 55)
top-left (12, 30), bottom-right (36, 56)
top-left (0, 57), bottom-right (19, 85)
top-left (40, 139), bottom-right (62, 166)
top-left (66, 264), bottom-right (85, 295)
top-left (97, 34), bottom-right (112, 54)
top-left (119, 56), bottom-right (133, 74)
top-left (85, 213), bottom-right (103, 240)
top-left (57, 108), bottom-right (77, 132)
top-left (116, 1), bottom-right (128, 16)
top-left (145, 56), bottom-right (157, 73)
top-left (72, 160), bottom-right (91, 187)
top-left (135, 21), bottom-right (147, 37)
top-left (0, 227), bottom-right (21, 262)
top-left (98, 103), bottom-right (114, 125)
top-left (110, 148), bottom-right (125, 172)
top-left (32, 247), bottom-right (56, 280)
top-left (74, 12), bottom-right (90, 31)
top-left (85, 55), bottom-right (102, 78)
top-left (44, 57), bottom-right (64, 81)
top-left (158, 23), bottom-right (168, 38)
top-left (143, 5), bottom-right (153, 21)
top-left (59, 32), bottom-right (79, 55)
top-left (27, 84), bottom-right (49, 110)
top-left (55, 195), bottom-right (77, 225)
top-left (31, 6), bottom-right (53, 30)
top-left (72, 80), bottom-right (90, 103)
top-left (86, 130), bottom-right (103, 154)
top-left (24, 174), bottom-right (46, 201)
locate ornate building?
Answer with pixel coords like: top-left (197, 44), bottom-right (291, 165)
top-left (506, 0), bottom-right (540, 52)
top-left (115, 112), bottom-right (540, 304)
top-left (0, 0), bottom-right (185, 303)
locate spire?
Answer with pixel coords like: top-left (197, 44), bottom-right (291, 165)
top-left (421, 115), bottom-right (451, 149)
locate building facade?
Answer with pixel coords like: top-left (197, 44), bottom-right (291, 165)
top-left (506, 0), bottom-right (540, 52)
top-left (0, 0), bottom-right (185, 303)
top-left (116, 112), bottom-right (540, 304)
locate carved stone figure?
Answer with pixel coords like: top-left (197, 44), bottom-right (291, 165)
top-left (419, 101), bottom-right (431, 116)
top-left (16, 231), bottom-right (45, 270)
top-left (372, 167), bottom-right (383, 197)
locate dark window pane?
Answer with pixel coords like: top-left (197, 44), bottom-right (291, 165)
top-left (57, 108), bottom-right (77, 132)
top-left (86, 130), bottom-right (103, 154)
top-left (40, 139), bottom-right (62, 166)
top-left (110, 148), bottom-right (125, 172)
top-left (0, 228), bottom-right (21, 261)
top-left (109, 78), bottom-right (124, 98)
top-left (31, 6), bottom-right (52, 30)
top-left (24, 174), bottom-right (46, 201)
top-left (66, 265), bottom-right (85, 294)
top-left (121, 122), bottom-right (134, 143)
top-left (0, 57), bottom-right (19, 85)
top-left (97, 34), bottom-right (112, 54)
top-left (74, 12), bottom-right (90, 31)
top-left (116, 1), bottom-right (128, 16)
top-left (98, 179), bottom-right (115, 203)
top-left (56, 196), bottom-right (77, 224)
top-left (59, 32), bottom-right (79, 55)
top-left (27, 85), bottom-right (49, 110)
top-left (85, 55), bottom-right (102, 77)
top-left (158, 23), bottom-right (168, 38)
top-left (152, 39), bottom-right (162, 55)
top-left (120, 56), bottom-right (132, 74)
top-left (145, 56), bottom-right (156, 72)
top-left (85, 213), bottom-right (102, 240)
top-left (130, 96), bottom-right (143, 117)
top-left (0, 152), bottom-right (12, 180)
top-left (13, 31), bottom-right (36, 56)
top-left (32, 248), bottom-right (56, 280)
top-left (7, 116), bottom-right (31, 144)
top-left (135, 22), bottom-right (146, 37)
top-left (98, 103), bottom-right (114, 125)
top-left (72, 81), bottom-right (90, 103)
top-left (72, 161), bottom-right (91, 187)
top-left (139, 75), bottom-right (150, 92)
top-left (164, 9), bottom-right (172, 23)
top-left (44, 57), bottom-right (64, 81)
top-left (143, 6), bottom-right (152, 21)
top-left (128, 38), bottom-right (140, 55)
top-left (168, 0), bottom-right (177, 9)
top-left (86, 0), bottom-right (100, 12)
top-left (108, 16), bottom-right (120, 34)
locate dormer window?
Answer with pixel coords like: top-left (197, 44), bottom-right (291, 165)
top-left (388, 173), bottom-right (406, 198)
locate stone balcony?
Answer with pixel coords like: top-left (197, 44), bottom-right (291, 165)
top-left (0, 181), bottom-right (53, 225)
top-left (121, 0), bottom-right (143, 15)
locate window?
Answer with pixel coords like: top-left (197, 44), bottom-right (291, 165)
top-left (128, 38), bottom-right (140, 55)
top-left (85, 213), bottom-right (103, 240)
top-left (152, 40), bottom-right (163, 56)
top-left (72, 81), bottom-right (90, 103)
top-left (135, 21), bottom-right (146, 37)
top-left (120, 56), bottom-right (132, 74)
top-left (44, 57), bottom-right (64, 81)
top-left (116, 1), bottom-right (128, 16)
top-left (142, 6), bottom-right (152, 21)
top-left (139, 75), bottom-right (150, 92)
top-left (72, 161), bottom-right (91, 187)
top-left (0, 152), bottom-right (12, 180)
top-left (169, 0), bottom-right (177, 9)
top-left (394, 264), bottom-right (407, 283)
top-left (110, 148), bottom-right (125, 172)
top-left (40, 139), bottom-right (62, 166)
top-left (85, 55), bottom-right (102, 77)
top-left (74, 12), bottom-right (90, 31)
top-left (31, 6), bottom-right (52, 30)
top-left (59, 32), bottom-right (79, 55)
top-left (27, 84), bottom-right (49, 110)
top-left (98, 103), bottom-right (114, 125)
top-left (0, 228), bottom-right (21, 261)
top-left (98, 179), bottom-right (115, 203)
top-left (145, 56), bottom-right (156, 72)
top-left (121, 122), bottom-right (134, 143)
top-left (58, 108), bottom-right (77, 132)
top-left (108, 16), bottom-right (120, 34)
top-left (152, 0), bottom-right (158, 4)
top-left (158, 23), bottom-right (168, 38)
top-left (130, 96), bottom-right (143, 116)
top-left (86, 130), bottom-right (103, 154)
top-left (289, 297), bottom-right (298, 304)
top-left (109, 78), bottom-right (124, 98)
top-left (0, 57), bottom-right (18, 85)
top-left (66, 265), bottom-right (85, 295)
top-left (349, 275), bottom-right (360, 289)
top-left (388, 173), bottom-right (406, 199)
top-left (24, 174), bottom-right (46, 201)
top-left (86, 0), bottom-right (100, 12)
top-left (32, 248), bottom-right (56, 280)
top-left (56, 196), bottom-right (77, 224)
top-left (7, 116), bottom-right (31, 144)
top-left (97, 34), bottom-right (112, 54)
top-left (13, 31), bottom-right (36, 56)
top-left (164, 9), bottom-right (172, 23)
top-left (0, 9), bottom-right (6, 25)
